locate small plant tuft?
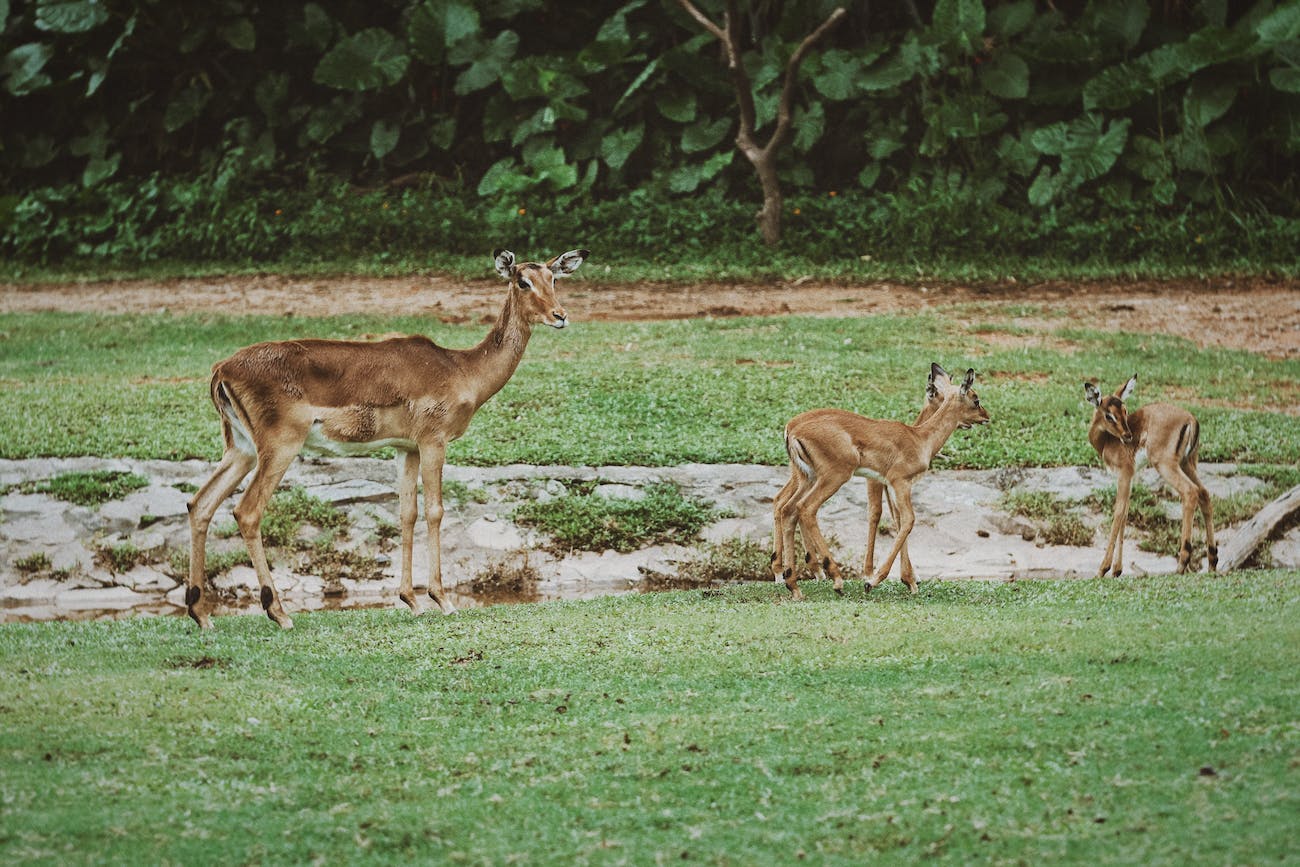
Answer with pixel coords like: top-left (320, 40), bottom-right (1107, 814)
top-left (15, 552), bottom-right (51, 574)
top-left (13, 470), bottom-right (149, 506)
top-left (513, 482), bottom-right (718, 553)
top-left (1001, 491), bottom-right (1094, 548)
top-left (641, 537), bottom-right (772, 592)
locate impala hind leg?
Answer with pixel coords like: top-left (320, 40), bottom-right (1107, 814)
top-left (793, 465), bottom-right (853, 595)
top-left (233, 443), bottom-right (300, 629)
top-left (396, 451), bottom-right (422, 613)
top-left (771, 468), bottom-right (800, 586)
top-left (419, 442), bottom-right (457, 615)
top-left (1183, 460), bottom-right (1216, 571)
top-left (187, 448), bottom-right (256, 629)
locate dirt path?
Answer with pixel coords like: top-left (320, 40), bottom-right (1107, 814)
top-left (2, 274), bottom-right (1298, 358)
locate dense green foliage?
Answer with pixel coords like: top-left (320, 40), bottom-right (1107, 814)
top-left (1, 310), bottom-right (1297, 467)
top-left (2, 1), bottom-right (1298, 267)
top-left (513, 482), bottom-right (719, 553)
top-left (1, 573), bottom-right (1296, 863)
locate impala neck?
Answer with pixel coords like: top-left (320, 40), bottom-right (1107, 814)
top-left (463, 288), bottom-right (534, 407)
top-left (912, 394), bottom-right (969, 466)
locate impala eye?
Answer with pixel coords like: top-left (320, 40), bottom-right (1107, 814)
top-left (518, 277), bottom-right (533, 290)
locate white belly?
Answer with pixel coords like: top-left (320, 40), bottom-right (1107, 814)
top-left (302, 422), bottom-right (416, 457)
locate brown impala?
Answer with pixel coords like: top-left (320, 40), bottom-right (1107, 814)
top-left (185, 248), bottom-right (588, 629)
top-left (1084, 375), bottom-right (1216, 577)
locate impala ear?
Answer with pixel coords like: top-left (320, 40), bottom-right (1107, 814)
top-left (548, 249), bottom-right (589, 276)
top-left (960, 368), bottom-right (976, 394)
top-left (1084, 382), bottom-right (1102, 407)
top-left (1118, 374), bottom-right (1137, 401)
top-left (929, 362), bottom-right (950, 385)
top-left (493, 249), bottom-right (515, 279)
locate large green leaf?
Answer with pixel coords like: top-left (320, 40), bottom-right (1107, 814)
top-left (1030, 114), bottom-right (1131, 194)
top-left (218, 18), bottom-right (255, 51)
top-left (681, 116), bottom-right (731, 153)
top-left (656, 89), bottom-right (696, 123)
top-left (1183, 78), bottom-right (1236, 128)
top-left (792, 102), bottom-right (824, 153)
top-left (370, 119), bottom-right (400, 160)
top-left (454, 31), bottom-right (519, 95)
top-left (1088, 0), bottom-right (1149, 51)
top-left (163, 84), bottom-right (211, 133)
top-left (35, 0), bottom-right (108, 34)
top-left (932, 0), bottom-right (985, 53)
top-left (82, 152), bottom-right (120, 187)
top-left (600, 124), bottom-right (644, 170)
top-left (812, 49), bottom-right (861, 100)
top-left (314, 28), bottom-right (410, 91)
top-left (409, 0), bottom-right (480, 65)
top-left (988, 1), bottom-right (1034, 38)
top-left (2, 43), bottom-right (53, 95)
top-left (1255, 3), bottom-right (1300, 46)
top-left (980, 51), bottom-right (1029, 99)
top-left (1271, 67), bottom-right (1300, 93)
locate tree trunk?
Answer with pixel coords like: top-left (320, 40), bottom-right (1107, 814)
top-left (753, 155), bottom-right (783, 246)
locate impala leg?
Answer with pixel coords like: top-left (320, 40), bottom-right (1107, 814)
top-left (867, 480), bottom-right (914, 592)
top-left (396, 450), bottom-right (421, 613)
top-left (1099, 472), bottom-right (1132, 578)
top-left (186, 448), bottom-right (256, 629)
top-left (233, 444), bottom-right (300, 629)
top-left (419, 442), bottom-right (457, 615)
top-left (863, 480), bottom-right (884, 578)
top-left (891, 488), bottom-right (918, 594)
top-left (1184, 461), bottom-right (1216, 571)
top-left (794, 466), bottom-right (853, 595)
top-left (1159, 459), bottom-right (1203, 574)
top-left (771, 468), bottom-right (799, 585)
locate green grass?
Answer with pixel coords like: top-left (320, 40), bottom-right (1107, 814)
top-left (1, 311), bottom-right (1297, 468)
top-left (0, 572), bottom-right (1295, 864)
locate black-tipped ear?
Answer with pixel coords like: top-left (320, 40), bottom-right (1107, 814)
top-left (929, 362), bottom-right (949, 383)
top-left (494, 249), bottom-right (515, 279)
top-left (1118, 374), bottom-right (1136, 401)
top-left (961, 368), bottom-right (975, 393)
top-left (1084, 382), bottom-right (1102, 407)
top-left (549, 249), bottom-right (589, 276)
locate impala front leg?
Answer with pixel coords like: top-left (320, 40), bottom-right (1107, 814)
top-left (866, 481), bottom-right (914, 594)
top-left (419, 442), bottom-right (457, 615)
top-left (396, 450), bottom-right (421, 613)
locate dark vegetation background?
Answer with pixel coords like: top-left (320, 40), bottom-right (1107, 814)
top-left (2, 0), bottom-right (1298, 272)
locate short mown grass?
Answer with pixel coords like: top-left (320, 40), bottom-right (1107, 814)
top-left (0, 572), bottom-right (1295, 864)
top-left (1, 311), bottom-right (1296, 467)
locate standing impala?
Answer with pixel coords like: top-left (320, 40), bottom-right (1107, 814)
top-left (1084, 375), bottom-right (1216, 578)
top-left (770, 367), bottom-right (948, 594)
top-left (772, 363), bottom-right (990, 600)
top-left (186, 248), bottom-right (588, 629)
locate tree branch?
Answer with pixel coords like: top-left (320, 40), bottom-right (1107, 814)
top-left (676, 0), bottom-right (726, 44)
top-left (767, 6), bottom-right (847, 157)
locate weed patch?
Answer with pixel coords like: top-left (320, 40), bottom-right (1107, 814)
top-left (93, 542), bottom-right (151, 574)
top-left (8, 470), bottom-right (148, 506)
top-left (461, 552), bottom-right (541, 604)
top-left (261, 487), bottom-right (348, 548)
top-left (514, 482), bottom-right (718, 553)
top-left (1001, 491), bottom-right (1094, 547)
top-left (14, 551), bottom-right (50, 574)
top-left (641, 538), bottom-right (772, 592)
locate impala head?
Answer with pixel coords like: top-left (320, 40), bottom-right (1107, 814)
top-left (930, 363), bottom-right (989, 429)
top-left (1084, 374), bottom-right (1136, 444)
top-left (494, 248), bottom-right (589, 329)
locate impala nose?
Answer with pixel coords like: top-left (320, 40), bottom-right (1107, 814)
top-left (551, 310), bottom-right (568, 328)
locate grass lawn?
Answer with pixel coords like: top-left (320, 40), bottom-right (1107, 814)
top-left (0, 573), bottom-right (1296, 864)
top-left (1, 311), bottom-right (1297, 467)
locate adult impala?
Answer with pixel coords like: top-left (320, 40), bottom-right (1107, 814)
top-left (186, 248), bottom-right (588, 629)
top-left (772, 363), bottom-right (990, 600)
top-left (1084, 375), bottom-right (1216, 577)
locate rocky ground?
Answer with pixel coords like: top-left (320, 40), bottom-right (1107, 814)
top-left (3, 456), bottom-right (1294, 624)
